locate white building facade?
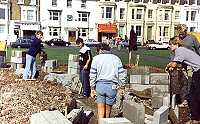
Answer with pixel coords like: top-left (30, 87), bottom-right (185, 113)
top-left (40, 0), bottom-right (97, 42)
top-left (0, 0), bottom-right (9, 41)
top-left (180, 0), bottom-right (200, 32)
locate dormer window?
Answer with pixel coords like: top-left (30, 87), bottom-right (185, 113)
top-left (30, 0), bottom-right (36, 5)
top-left (67, 0), bottom-right (72, 7)
top-left (18, 0), bottom-right (24, 4)
top-left (0, 0), bottom-right (8, 3)
top-left (52, 0), bottom-right (57, 7)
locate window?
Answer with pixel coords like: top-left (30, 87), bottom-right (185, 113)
top-left (106, 7), bottom-right (112, 18)
top-left (186, 11), bottom-right (189, 21)
top-left (30, 0), bottom-right (36, 5)
top-left (136, 9), bottom-right (142, 19)
top-left (159, 10), bottom-right (162, 20)
top-left (159, 26), bottom-right (162, 36)
top-left (49, 27), bottom-right (61, 36)
top-left (27, 10), bottom-right (34, 20)
top-left (132, 9), bottom-right (134, 19)
top-left (67, 0), bottom-right (72, 7)
top-left (190, 27), bottom-right (195, 32)
top-left (1, 0), bottom-right (8, 3)
top-left (175, 11), bottom-right (180, 19)
top-left (148, 10), bottom-right (153, 18)
top-left (52, 0), bottom-right (57, 6)
top-left (79, 28), bottom-right (88, 37)
top-left (190, 0), bottom-right (196, 4)
top-left (49, 11), bottom-right (60, 20)
top-left (101, 7), bottom-right (104, 18)
top-left (0, 25), bottom-right (5, 33)
top-left (18, 0), bottom-right (24, 4)
top-left (191, 11), bottom-right (196, 21)
top-left (163, 26), bottom-right (169, 36)
top-left (120, 8), bottom-right (125, 19)
top-left (78, 12), bottom-right (88, 22)
top-left (136, 26), bottom-right (141, 36)
top-left (0, 8), bottom-right (5, 19)
top-left (164, 10), bottom-right (170, 20)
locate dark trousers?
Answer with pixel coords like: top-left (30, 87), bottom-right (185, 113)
top-left (188, 69), bottom-right (200, 120)
top-left (80, 68), bottom-right (91, 97)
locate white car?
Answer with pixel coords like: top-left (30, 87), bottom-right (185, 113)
top-left (146, 42), bottom-right (170, 50)
top-left (84, 39), bottom-right (100, 47)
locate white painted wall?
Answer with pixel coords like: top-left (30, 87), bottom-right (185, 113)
top-left (40, 0), bottom-right (97, 42)
top-left (180, 4), bottom-right (200, 32)
top-left (0, 3), bottom-right (9, 41)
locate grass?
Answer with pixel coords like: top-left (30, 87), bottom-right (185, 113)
top-left (6, 46), bottom-right (171, 68)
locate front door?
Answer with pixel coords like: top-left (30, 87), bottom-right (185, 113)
top-left (147, 26), bottom-right (152, 40)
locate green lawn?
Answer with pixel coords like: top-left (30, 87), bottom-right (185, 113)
top-left (6, 46), bottom-right (170, 68)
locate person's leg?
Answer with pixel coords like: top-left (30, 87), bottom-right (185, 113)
top-left (82, 69), bottom-right (91, 96)
top-left (105, 104), bottom-right (112, 118)
top-left (97, 103), bottom-right (105, 119)
top-left (23, 54), bottom-right (32, 79)
top-left (30, 58), bottom-right (36, 79)
top-left (188, 70), bottom-right (200, 121)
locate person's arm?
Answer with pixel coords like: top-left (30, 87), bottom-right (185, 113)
top-left (192, 37), bottom-right (200, 55)
top-left (89, 58), bottom-right (97, 97)
top-left (84, 50), bottom-right (92, 69)
top-left (118, 58), bottom-right (126, 87)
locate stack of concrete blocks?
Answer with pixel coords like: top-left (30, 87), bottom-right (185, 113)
top-left (31, 110), bottom-right (72, 124)
top-left (123, 100), bottom-right (145, 124)
top-left (150, 73), bottom-right (169, 109)
top-left (44, 73), bottom-right (79, 87)
top-left (68, 54), bottom-right (79, 74)
top-left (99, 118), bottom-right (133, 124)
top-left (129, 66), bottom-right (150, 84)
top-left (44, 60), bottom-right (57, 73)
top-left (10, 50), bottom-right (23, 69)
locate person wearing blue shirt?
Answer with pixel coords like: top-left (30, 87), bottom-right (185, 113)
top-left (23, 31), bottom-right (43, 80)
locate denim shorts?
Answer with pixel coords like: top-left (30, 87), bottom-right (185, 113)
top-left (96, 81), bottom-right (117, 105)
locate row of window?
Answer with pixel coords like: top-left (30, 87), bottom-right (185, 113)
top-left (48, 27), bottom-right (87, 37)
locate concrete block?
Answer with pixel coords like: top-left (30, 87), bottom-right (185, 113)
top-left (152, 96), bottom-right (163, 109)
top-left (152, 106), bottom-right (169, 124)
top-left (99, 118), bottom-right (133, 124)
top-left (31, 110), bottom-right (72, 124)
top-left (123, 100), bottom-right (145, 124)
top-left (67, 107), bottom-right (84, 123)
top-left (163, 94), bottom-right (170, 107)
top-left (130, 75), bottom-right (141, 84)
top-left (150, 73), bottom-right (169, 85)
top-left (68, 54), bottom-right (78, 61)
top-left (45, 60), bottom-right (57, 68)
top-left (68, 61), bottom-right (79, 74)
top-left (129, 74), bottom-right (149, 84)
top-left (152, 85), bottom-right (169, 96)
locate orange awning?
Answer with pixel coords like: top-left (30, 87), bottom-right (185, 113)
top-left (98, 24), bottom-right (117, 33)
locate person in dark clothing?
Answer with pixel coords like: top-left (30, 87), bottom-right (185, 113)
top-left (23, 31), bottom-right (43, 80)
top-left (129, 29), bottom-right (137, 64)
top-left (166, 36), bottom-right (200, 123)
top-left (76, 37), bottom-right (92, 98)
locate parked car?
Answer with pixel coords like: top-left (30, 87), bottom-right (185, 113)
top-left (45, 38), bottom-right (71, 47)
top-left (84, 39), bottom-right (100, 47)
top-left (146, 42), bottom-right (170, 50)
top-left (10, 37), bottom-right (33, 48)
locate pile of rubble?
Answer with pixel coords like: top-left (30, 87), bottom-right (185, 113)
top-left (0, 69), bottom-right (76, 123)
